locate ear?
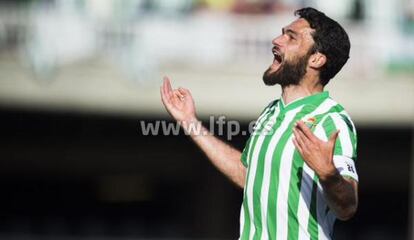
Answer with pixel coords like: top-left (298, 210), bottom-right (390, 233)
top-left (308, 52), bottom-right (327, 69)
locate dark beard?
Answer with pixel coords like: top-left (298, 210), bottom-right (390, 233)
top-left (262, 54), bottom-right (310, 87)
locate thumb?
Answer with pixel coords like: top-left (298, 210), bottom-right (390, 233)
top-left (329, 130), bottom-right (340, 144)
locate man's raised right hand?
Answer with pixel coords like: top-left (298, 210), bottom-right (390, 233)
top-left (160, 76), bottom-right (198, 125)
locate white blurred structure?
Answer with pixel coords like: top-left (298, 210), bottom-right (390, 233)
top-left (0, 0), bottom-right (412, 124)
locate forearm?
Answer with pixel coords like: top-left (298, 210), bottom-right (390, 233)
top-left (181, 119), bottom-right (246, 188)
top-left (319, 172), bottom-right (358, 221)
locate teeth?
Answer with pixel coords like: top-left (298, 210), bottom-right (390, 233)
top-left (274, 54), bottom-right (282, 63)
top-left (272, 48), bottom-right (282, 63)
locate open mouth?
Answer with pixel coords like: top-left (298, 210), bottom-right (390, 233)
top-left (271, 47), bottom-right (283, 71)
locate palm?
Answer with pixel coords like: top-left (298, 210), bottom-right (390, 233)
top-left (160, 77), bottom-right (196, 123)
top-left (292, 121), bottom-right (339, 180)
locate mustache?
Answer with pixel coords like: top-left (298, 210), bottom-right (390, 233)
top-left (272, 46), bottom-right (282, 55)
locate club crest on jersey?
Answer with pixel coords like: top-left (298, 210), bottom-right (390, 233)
top-left (303, 117), bottom-right (317, 129)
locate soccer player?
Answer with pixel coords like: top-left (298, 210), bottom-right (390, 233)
top-left (160, 7), bottom-right (358, 240)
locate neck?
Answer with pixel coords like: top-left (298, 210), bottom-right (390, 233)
top-left (281, 79), bottom-right (324, 105)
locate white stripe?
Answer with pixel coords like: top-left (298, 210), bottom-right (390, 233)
top-left (339, 110), bottom-right (357, 153)
top-left (239, 203), bottom-right (245, 238)
top-left (315, 114), bottom-right (337, 240)
top-left (297, 123), bottom-right (325, 240)
top-left (297, 163), bottom-right (315, 239)
top-left (246, 106), bottom-right (280, 240)
top-left (330, 113), bottom-right (353, 157)
top-left (275, 98), bottom-right (337, 239)
top-left (339, 110), bottom-right (357, 136)
top-left (315, 116), bottom-right (331, 240)
top-left (240, 103), bottom-right (276, 236)
top-left (316, 120), bottom-right (332, 240)
top-left (315, 111), bottom-right (357, 240)
top-left (259, 107), bottom-right (303, 239)
top-left (317, 182), bottom-right (331, 240)
top-left (291, 103), bottom-right (336, 240)
top-left (244, 103), bottom-right (277, 172)
top-left (251, 102), bottom-right (277, 138)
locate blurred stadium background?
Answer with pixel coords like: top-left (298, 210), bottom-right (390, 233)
top-left (0, 0), bottom-right (413, 239)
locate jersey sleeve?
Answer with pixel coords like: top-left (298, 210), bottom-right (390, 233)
top-left (320, 112), bottom-right (358, 182)
top-left (241, 145), bottom-right (249, 167)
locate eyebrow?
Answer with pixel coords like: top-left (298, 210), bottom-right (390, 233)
top-left (282, 27), bottom-right (298, 36)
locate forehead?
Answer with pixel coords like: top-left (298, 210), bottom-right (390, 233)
top-left (285, 18), bottom-right (314, 38)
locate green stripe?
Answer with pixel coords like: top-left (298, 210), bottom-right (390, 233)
top-left (307, 178), bottom-right (319, 240)
top-left (267, 102), bottom-right (327, 237)
top-left (339, 114), bottom-right (357, 159)
top-left (267, 99), bottom-right (329, 239)
top-left (286, 118), bottom-right (325, 239)
top-left (240, 102), bottom-right (278, 239)
top-left (322, 116), bottom-right (343, 155)
top-left (286, 151), bottom-right (303, 240)
top-left (285, 104), bottom-right (332, 239)
top-left (283, 112), bottom-right (336, 239)
top-left (312, 103), bottom-right (343, 125)
top-left (281, 91), bottom-right (329, 112)
top-left (241, 101), bottom-right (277, 168)
top-left (266, 115), bottom-right (298, 238)
top-left (240, 202), bottom-right (250, 240)
top-left (241, 143), bottom-right (250, 167)
top-left (251, 105), bottom-right (284, 239)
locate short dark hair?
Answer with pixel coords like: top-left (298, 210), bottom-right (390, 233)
top-left (295, 7), bottom-right (350, 86)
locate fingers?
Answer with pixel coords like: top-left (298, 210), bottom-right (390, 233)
top-left (177, 87), bottom-right (188, 97)
top-left (161, 76), bottom-right (192, 106)
top-left (178, 87), bottom-right (191, 94)
top-left (295, 121), bottom-right (316, 142)
top-left (160, 86), bottom-right (174, 109)
top-left (161, 76), bottom-right (176, 109)
top-left (293, 127), bottom-right (308, 151)
top-left (162, 76), bottom-right (178, 102)
top-left (174, 89), bottom-right (184, 98)
top-left (178, 87), bottom-right (194, 101)
top-left (292, 136), bottom-right (303, 154)
top-left (173, 89), bottom-right (185, 102)
top-left (163, 76), bottom-right (177, 102)
top-left (162, 77), bottom-right (170, 100)
top-left (164, 76), bottom-right (173, 93)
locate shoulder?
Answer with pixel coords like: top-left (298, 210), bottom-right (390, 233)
top-left (268, 99), bottom-right (279, 109)
top-left (316, 98), bottom-right (356, 132)
top-left (259, 99), bottom-right (279, 115)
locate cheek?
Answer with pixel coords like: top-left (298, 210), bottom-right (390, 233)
top-left (283, 47), bottom-right (301, 62)
top-left (301, 38), bottom-right (316, 53)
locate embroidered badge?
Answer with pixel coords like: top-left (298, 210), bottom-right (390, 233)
top-left (303, 117), bottom-right (317, 129)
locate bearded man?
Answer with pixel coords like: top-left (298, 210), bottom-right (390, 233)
top-left (161, 7), bottom-right (358, 240)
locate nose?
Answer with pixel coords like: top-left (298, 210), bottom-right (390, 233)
top-left (272, 34), bottom-right (284, 47)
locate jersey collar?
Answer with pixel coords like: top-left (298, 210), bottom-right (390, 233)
top-left (279, 91), bottom-right (329, 112)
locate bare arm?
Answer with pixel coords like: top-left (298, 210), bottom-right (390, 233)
top-left (318, 172), bottom-right (358, 221)
top-left (293, 121), bottom-right (358, 221)
top-left (160, 77), bottom-right (246, 188)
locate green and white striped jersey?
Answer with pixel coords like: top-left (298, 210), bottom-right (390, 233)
top-left (239, 91), bottom-right (358, 240)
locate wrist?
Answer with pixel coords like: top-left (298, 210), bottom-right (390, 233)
top-left (319, 168), bottom-right (342, 186)
top-left (179, 117), bottom-right (205, 136)
top-left (317, 161), bottom-right (338, 180)
top-left (181, 115), bottom-right (198, 125)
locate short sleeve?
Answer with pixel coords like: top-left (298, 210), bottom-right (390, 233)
top-left (321, 113), bottom-right (358, 182)
top-left (241, 145), bottom-right (249, 167)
